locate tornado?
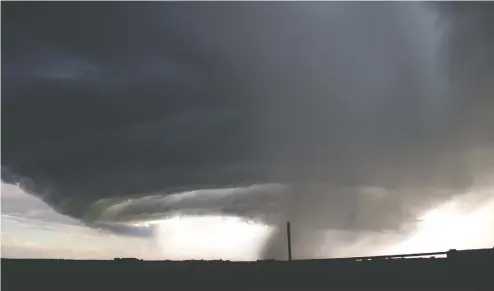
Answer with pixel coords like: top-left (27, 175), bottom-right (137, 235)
top-left (2, 2), bottom-right (494, 259)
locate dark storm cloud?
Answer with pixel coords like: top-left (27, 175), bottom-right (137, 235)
top-left (2, 2), bottom-right (494, 258)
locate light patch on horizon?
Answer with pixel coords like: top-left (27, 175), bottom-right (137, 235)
top-left (1, 214), bottom-right (158, 260)
top-left (1, 178), bottom-right (493, 261)
top-left (0, 183), bottom-right (272, 261)
top-left (383, 187), bottom-right (494, 254)
top-left (152, 215), bottom-right (273, 261)
top-left (316, 177), bottom-right (494, 258)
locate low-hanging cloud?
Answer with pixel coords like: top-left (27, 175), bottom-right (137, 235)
top-left (2, 2), bottom-right (494, 259)
top-left (1, 182), bottom-right (273, 260)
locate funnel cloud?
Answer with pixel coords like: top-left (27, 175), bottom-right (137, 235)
top-left (2, 2), bottom-right (494, 259)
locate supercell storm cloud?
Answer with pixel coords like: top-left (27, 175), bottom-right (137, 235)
top-left (2, 2), bottom-right (494, 258)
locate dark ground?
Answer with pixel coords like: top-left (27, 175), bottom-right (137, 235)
top-left (2, 248), bottom-right (493, 290)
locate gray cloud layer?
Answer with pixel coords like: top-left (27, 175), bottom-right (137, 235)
top-left (2, 2), bottom-right (494, 258)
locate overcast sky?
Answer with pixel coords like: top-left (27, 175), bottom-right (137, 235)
top-left (2, 2), bottom-right (494, 259)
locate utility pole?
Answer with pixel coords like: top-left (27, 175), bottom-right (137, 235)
top-left (287, 221), bottom-right (292, 261)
